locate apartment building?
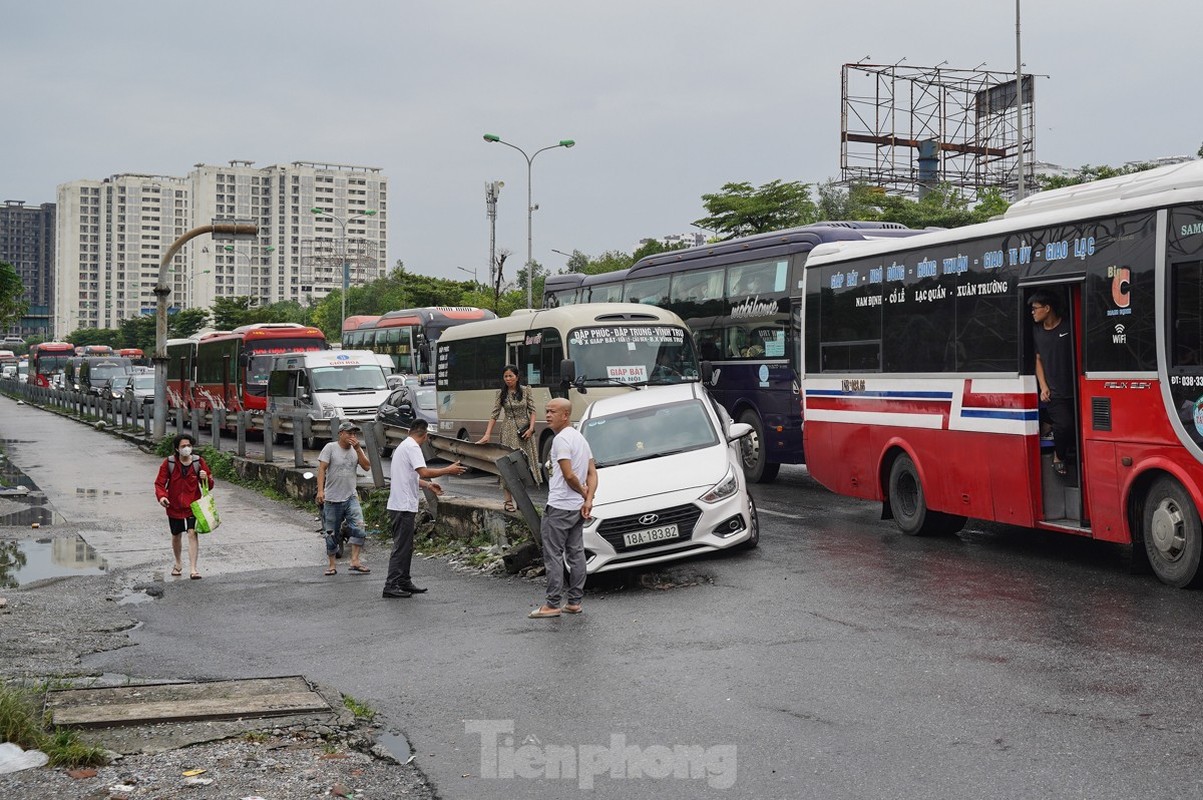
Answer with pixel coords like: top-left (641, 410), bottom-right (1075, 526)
top-left (55, 160), bottom-right (387, 334)
top-left (0, 200), bottom-right (55, 337)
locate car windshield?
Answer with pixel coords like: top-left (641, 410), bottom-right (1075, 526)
top-left (567, 325), bottom-right (700, 386)
top-left (414, 387), bottom-right (436, 411)
top-left (91, 365), bottom-right (127, 380)
top-left (581, 399), bottom-right (718, 467)
top-left (131, 375), bottom-right (155, 389)
top-left (311, 365), bottom-right (387, 392)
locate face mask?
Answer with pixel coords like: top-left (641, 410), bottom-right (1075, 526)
top-left (179, 446), bottom-right (193, 458)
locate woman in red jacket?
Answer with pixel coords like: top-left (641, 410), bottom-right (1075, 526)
top-left (154, 434), bottom-right (213, 579)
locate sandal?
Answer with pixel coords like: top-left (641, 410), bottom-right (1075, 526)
top-left (349, 565), bottom-right (371, 573)
top-left (1053, 460), bottom-right (1068, 476)
top-left (503, 501), bottom-right (517, 513)
top-left (189, 573), bottom-right (202, 580)
top-left (171, 566), bottom-right (183, 577)
top-left (324, 568), bottom-right (337, 576)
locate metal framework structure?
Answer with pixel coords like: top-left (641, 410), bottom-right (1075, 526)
top-left (299, 238), bottom-right (380, 296)
top-left (840, 63), bottom-right (1036, 199)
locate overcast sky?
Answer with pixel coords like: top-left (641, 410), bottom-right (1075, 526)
top-left (4, 1), bottom-right (1199, 285)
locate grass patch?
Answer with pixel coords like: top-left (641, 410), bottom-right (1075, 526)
top-left (341, 693), bottom-right (376, 721)
top-left (0, 683), bottom-right (108, 769)
top-left (242, 730), bottom-right (269, 743)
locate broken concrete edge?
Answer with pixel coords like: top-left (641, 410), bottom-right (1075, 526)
top-left (1, 393), bottom-right (543, 552)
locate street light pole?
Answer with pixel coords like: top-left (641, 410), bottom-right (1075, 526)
top-left (456, 266), bottom-right (478, 286)
top-left (224, 244), bottom-right (275, 302)
top-left (309, 208), bottom-right (376, 336)
top-left (483, 134), bottom-right (575, 309)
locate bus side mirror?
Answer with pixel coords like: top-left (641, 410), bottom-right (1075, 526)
top-left (419, 343), bottom-right (431, 365)
top-left (701, 361), bottom-right (714, 383)
top-left (560, 359), bottom-right (576, 385)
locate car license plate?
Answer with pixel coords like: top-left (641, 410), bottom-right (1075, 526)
top-left (623, 524), bottom-right (679, 548)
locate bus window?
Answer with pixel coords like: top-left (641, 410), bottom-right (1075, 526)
top-left (1173, 261), bottom-right (1203, 367)
top-left (670, 268), bottom-right (724, 304)
top-left (729, 260), bottom-right (786, 297)
top-left (588, 284), bottom-right (623, 303)
top-left (623, 276), bottom-right (669, 306)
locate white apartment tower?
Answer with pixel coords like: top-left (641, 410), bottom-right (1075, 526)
top-left (55, 175), bottom-right (191, 335)
top-left (55, 161), bottom-right (387, 335)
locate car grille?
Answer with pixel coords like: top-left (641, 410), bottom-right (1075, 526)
top-left (341, 406), bottom-right (378, 417)
top-left (596, 503), bottom-right (702, 551)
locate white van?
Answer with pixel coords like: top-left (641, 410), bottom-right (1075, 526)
top-left (575, 382), bottom-right (759, 574)
top-left (267, 350), bottom-right (390, 447)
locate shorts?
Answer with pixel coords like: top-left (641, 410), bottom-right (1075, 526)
top-left (169, 517), bottom-right (197, 536)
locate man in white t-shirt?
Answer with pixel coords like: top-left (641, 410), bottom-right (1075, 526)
top-left (383, 419), bottom-right (466, 598)
top-left (529, 397), bottom-right (597, 618)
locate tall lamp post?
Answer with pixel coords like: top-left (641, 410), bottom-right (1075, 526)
top-left (309, 207), bottom-right (377, 334)
top-left (456, 266), bottom-right (478, 286)
top-left (482, 134), bottom-right (575, 308)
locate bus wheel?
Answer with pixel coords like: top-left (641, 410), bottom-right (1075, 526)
top-left (738, 411), bottom-right (779, 484)
top-left (887, 453), bottom-right (963, 536)
top-left (1142, 476), bottom-right (1203, 588)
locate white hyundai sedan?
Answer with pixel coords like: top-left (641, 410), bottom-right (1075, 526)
top-left (576, 382), bottom-right (759, 574)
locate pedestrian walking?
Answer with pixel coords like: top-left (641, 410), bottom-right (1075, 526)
top-left (317, 421), bottom-right (372, 576)
top-left (528, 397), bottom-right (597, 619)
top-left (153, 434), bottom-right (212, 580)
top-left (476, 365), bottom-right (542, 512)
top-left (383, 419), bottom-right (466, 598)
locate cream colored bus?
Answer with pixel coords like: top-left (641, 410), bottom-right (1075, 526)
top-left (436, 303), bottom-right (701, 467)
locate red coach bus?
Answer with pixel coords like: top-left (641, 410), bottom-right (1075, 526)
top-left (342, 307), bottom-right (496, 375)
top-left (192, 323), bottom-right (327, 416)
top-left (802, 159), bottom-right (1203, 588)
top-left (29, 341), bottom-right (75, 387)
top-left (118, 348), bottom-right (148, 366)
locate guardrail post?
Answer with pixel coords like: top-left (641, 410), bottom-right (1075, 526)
top-left (497, 451), bottom-right (543, 549)
top-left (143, 404), bottom-right (152, 436)
top-left (360, 424), bottom-right (385, 488)
top-left (190, 408), bottom-right (201, 442)
top-left (174, 406), bottom-right (184, 437)
top-left (212, 409), bottom-right (224, 450)
top-left (262, 412), bottom-right (274, 463)
top-left (236, 412), bottom-right (247, 457)
top-left (293, 413), bottom-right (307, 467)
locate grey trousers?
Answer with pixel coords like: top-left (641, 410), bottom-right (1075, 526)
top-left (540, 505), bottom-right (587, 607)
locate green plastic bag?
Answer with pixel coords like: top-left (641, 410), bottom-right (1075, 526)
top-left (190, 481), bottom-right (220, 534)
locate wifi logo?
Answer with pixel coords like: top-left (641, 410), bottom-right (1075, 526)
top-left (1113, 323), bottom-right (1127, 344)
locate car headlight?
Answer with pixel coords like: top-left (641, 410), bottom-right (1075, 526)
top-left (699, 466), bottom-right (739, 504)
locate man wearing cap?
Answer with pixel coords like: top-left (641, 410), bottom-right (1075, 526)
top-left (317, 421), bottom-right (373, 576)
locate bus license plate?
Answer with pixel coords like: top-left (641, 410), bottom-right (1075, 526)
top-left (623, 524), bottom-right (679, 548)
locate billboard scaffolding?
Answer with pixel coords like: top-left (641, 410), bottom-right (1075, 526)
top-left (840, 62), bottom-right (1036, 199)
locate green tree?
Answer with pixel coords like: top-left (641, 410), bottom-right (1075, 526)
top-left (169, 308), bottom-right (210, 339)
top-left (694, 180), bottom-right (819, 239)
top-left (1035, 162), bottom-right (1157, 191)
top-left (67, 328), bottom-right (121, 348)
top-left (0, 262), bottom-right (28, 331)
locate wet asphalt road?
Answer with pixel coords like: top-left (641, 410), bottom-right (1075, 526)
top-left (5, 396), bottom-right (1203, 799)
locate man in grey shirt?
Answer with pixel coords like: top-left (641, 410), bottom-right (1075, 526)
top-left (317, 421), bottom-right (372, 576)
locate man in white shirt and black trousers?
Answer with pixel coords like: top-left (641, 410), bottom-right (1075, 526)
top-left (383, 419), bottom-right (466, 598)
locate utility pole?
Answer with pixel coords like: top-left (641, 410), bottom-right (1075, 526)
top-left (1015, 0), bottom-right (1026, 200)
top-left (485, 180), bottom-right (503, 293)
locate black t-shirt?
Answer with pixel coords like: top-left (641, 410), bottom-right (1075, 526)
top-left (1033, 319), bottom-right (1074, 399)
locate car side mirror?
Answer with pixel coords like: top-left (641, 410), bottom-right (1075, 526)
top-left (727, 422), bottom-right (753, 442)
top-left (300, 393), bottom-right (311, 405)
top-left (700, 361), bottom-right (714, 383)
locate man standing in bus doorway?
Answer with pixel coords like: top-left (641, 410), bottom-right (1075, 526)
top-left (317, 422), bottom-right (373, 575)
top-left (382, 419), bottom-right (465, 598)
top-left (1030, 291), bottom-right (1075, 477)
top-left (529, 398), bottom-right (598, 619)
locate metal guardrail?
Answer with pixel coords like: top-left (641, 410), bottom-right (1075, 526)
top-left (0, 377), bottom-right (541, 533)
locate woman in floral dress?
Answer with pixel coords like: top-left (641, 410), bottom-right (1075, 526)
top-left (476, 364), bottom-right (542, 510)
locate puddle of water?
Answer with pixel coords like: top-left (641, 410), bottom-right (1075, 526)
top-left (116, 590), bottom-right (156, 606)
top-left (376, 731), bottom-right (413, 763)
top-left (0, 445), bottom-right (65, 526)
top-left (0, 536), bottom-right (107, 588)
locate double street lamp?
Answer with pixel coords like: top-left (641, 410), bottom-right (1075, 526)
top-left (482, 134), bottom-right (575, 308)
top-left (309, 207), bottom-right (377, 334)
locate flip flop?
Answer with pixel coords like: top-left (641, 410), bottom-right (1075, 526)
top-left (324, 568), bottom-right (337, 576)
top-left (349, 565), bottom-right (371, 573)
top-left (171, 567), bottom-right (183, 577)
top-left (562, 604), bottom-right (582, 614)
top-left (528, 606), bottom-right (561, 618)
top-left (504, 501), bottom-right (517, 513)
top-left (189, 573), bottom-right (202, 580)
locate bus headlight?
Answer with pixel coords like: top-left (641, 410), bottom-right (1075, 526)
top-left (699, 467), bottom-right (739, 504)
